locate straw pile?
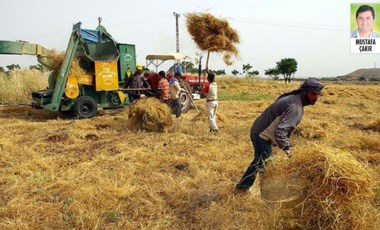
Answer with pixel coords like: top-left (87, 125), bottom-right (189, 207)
top-left (262, 146), bottom-right (379, 229)
top-left (128, 97), bottom-right (172, 131)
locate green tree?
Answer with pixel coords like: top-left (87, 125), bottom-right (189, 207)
top-left (231, 69), bottom-right (239, 76)
top-left (276, 58), bottom-right (297, 84)
top-left (215, 69), bottom-right (226, 75)
top-left (181, 61), bottom-right (199, 74)
top-left (242, 64), bottom-right (252, 76)
top-left (247, 70), bottom-right (259, 77)
top-left (6, 64), bottom-right (21, 71)
top-left (0, 66), bottom-right (4, 73)
top-left (264, 68), bottom-right (281, 80)
top-left (29, 64), bottom-right (48, 72)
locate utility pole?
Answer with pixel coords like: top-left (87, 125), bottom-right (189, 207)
top-left (173, 12), bottom-right (180, 53)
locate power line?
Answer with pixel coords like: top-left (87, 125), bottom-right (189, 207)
top-left (106, 16), bottom-right (171, 28)
top-left (6, 16), bottom-right (172, 41)
top-left (230, 17), bottom-right (348, 31)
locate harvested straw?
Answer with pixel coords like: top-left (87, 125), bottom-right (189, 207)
top-left (353, 118), bottom-right (380, 132)
top-left (46, 49), bottom-right (87, 76)
top-left (186, 12), bottom-right (240, 65)
top-left (262, 145), bottom-right (379, 229)
top-left (191, 108), bottom-right (228, 123)
top-left (46, 49), bottom-right (65, 71)
top-left (223, 53), bottom-right (233, 65)
top-left (128, 97), bottom-right (172, 131)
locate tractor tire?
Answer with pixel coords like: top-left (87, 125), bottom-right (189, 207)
top-left (74, 96), bottom-right (98, 118)
top-left (180, 80), bottom-right (192, 95)
top-left (179, 80), bottom-right (192, 114)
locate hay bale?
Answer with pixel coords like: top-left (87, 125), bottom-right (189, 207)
top-left (262, 146), bottom-right (379, 229)
top-left (128, 97), bottom-right (172, 131)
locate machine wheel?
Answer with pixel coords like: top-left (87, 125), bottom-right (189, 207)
top-left (179, 80), bottom-right (192, 113)
top-left (180, 80), bottom-right (192, 95)
top-left (74, 96), bottom-right (98, 118)
top-left (179, 92), bottom-right (191, 114)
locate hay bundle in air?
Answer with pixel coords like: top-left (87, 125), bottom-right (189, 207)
top-left (186, 12), bottom-right (240, 72)
top-left (262, 146), bottom-right (379, 229)
top-left (128, 97), bottom-right (172, 131)
top-left (45, 49), bottom-right (87, 76)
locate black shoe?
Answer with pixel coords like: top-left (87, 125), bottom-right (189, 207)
top-left (210, 129), bottom-right (218, 134)
top-left (235, 184), bottom-right (250, 192)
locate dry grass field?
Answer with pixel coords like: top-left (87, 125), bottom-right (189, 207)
top-left (0, 70), bottom-right (379, 229)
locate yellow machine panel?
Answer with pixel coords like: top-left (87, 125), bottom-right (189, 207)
top-left (117, 90), bottom-right (126, 104)
top-left (65, 74), bottom-right (80, 99)
top-left (95, 61), bottom-right (119, 91)
top-left (77, 73), bottom-right (93, 85)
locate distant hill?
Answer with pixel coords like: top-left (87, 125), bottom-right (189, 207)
top-left (337, 68), bottom-right (380, 81)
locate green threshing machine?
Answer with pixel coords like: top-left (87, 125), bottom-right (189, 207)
top-left (0, 20), bottom-right (137, 118)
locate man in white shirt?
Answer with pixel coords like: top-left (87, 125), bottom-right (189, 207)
top-left (168, 73), bottom-right (183, 118)
top-left (202, 73), bottom-right (218, 134)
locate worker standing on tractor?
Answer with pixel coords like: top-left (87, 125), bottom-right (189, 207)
top-left (157, 70), bottom-right (170, 104)
top-left (122, 64), bottom-right (145, 103)
top-left (168, 72), bottom-right (184, 118)
top-left (235, 79), bottom-right (324, 192)
top-left (202, 73), bottom-right (218, 134)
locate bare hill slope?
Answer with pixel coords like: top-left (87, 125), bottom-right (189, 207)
top-left (340, 68), bottom-right (380, 81)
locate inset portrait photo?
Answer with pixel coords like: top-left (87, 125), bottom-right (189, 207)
top-left (351, 3), bottom-right (380, 53)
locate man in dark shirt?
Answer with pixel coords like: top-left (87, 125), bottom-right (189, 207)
top-left (123, 64), bottom-right (145, 103)
top-left (235, 79), bottom-right (324, 192)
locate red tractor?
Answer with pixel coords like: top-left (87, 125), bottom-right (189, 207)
top-left (144, 53), bottom-right (209, 113)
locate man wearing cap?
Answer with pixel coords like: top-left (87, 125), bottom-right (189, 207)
top-left (235, 79), bottom-right (324, 192)
top-left (122, 64), bottom-right (146, 103)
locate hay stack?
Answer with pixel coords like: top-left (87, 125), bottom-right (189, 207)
top-left (262, 146), bottom-right (379, 229)
top-left (128, 97), bottom-right (172, 131)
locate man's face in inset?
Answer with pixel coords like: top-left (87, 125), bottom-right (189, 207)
top-left (357, 10), bottom-right (375, 34)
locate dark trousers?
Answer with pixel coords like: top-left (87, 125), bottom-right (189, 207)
top-left (128, 94), bottom-right (141, 104)
top-left (236, 134), bottom-right (272, 189)
top-left (171, 98), bottom-right (181, 118)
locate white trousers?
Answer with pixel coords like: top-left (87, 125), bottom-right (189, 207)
top-left (206, 101), bottom-right (218, 131)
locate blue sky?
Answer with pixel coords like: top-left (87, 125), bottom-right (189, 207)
top-left (1, 0), bottom-right (379, 77)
